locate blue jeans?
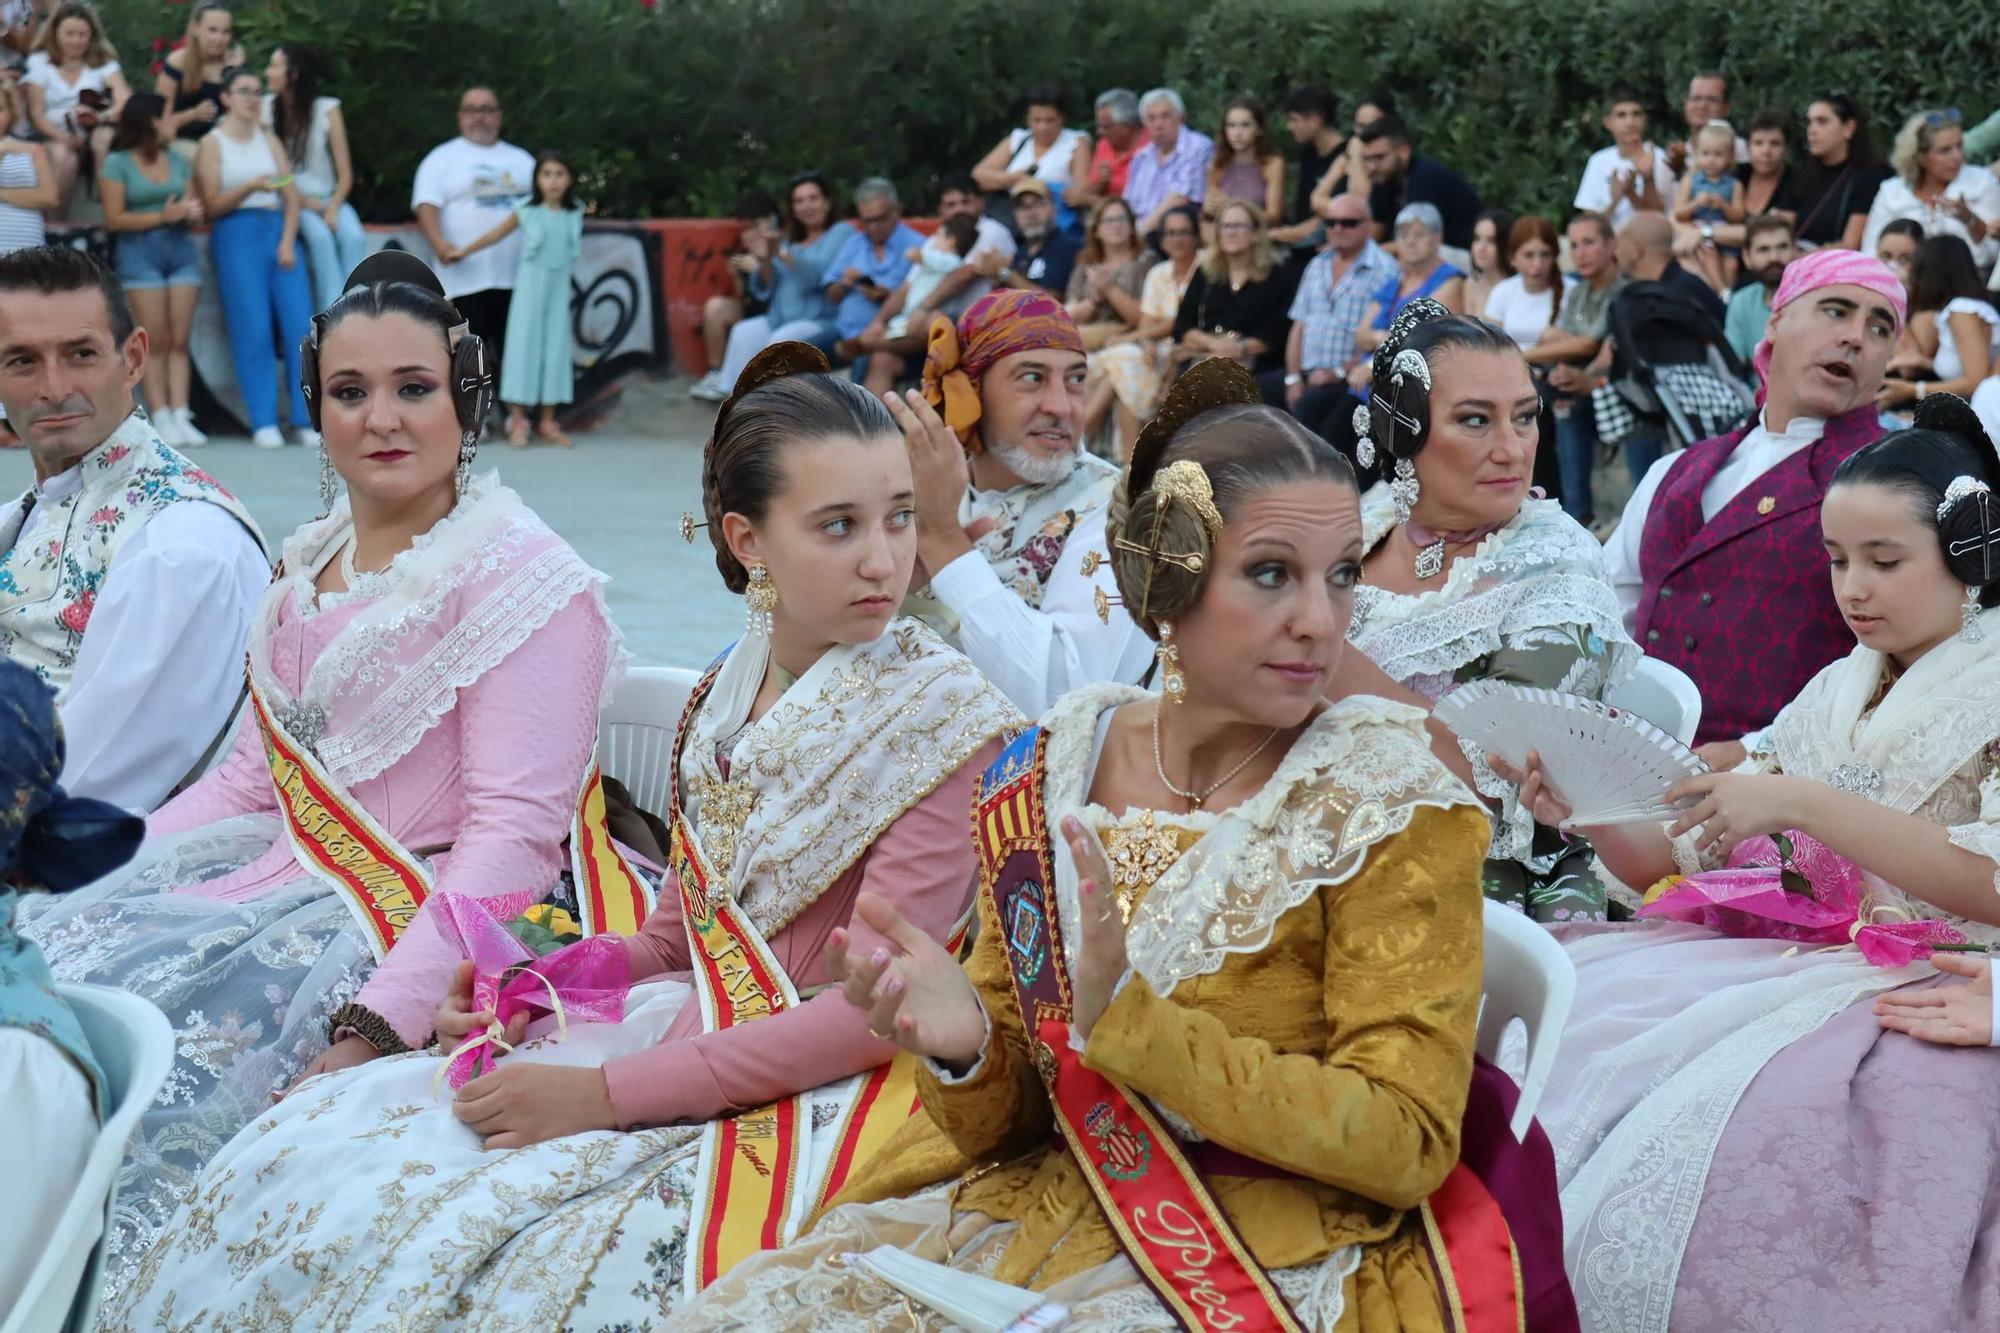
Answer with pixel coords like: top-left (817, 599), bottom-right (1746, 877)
top-left (211, 208), bottom-right (314, 430)
top-left (1622, 422), bottom-right (1666, 488)
top-left (1554, 397), bottom-right (1597, 523)
top-left (297, 201), bottom-right (368, 312)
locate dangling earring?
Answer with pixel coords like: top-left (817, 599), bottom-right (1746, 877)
top-left (744, 562), bottom-right (778, 637)
top-left (455, 429), bottom-right (478, 498)
top-left (1156, 620), bottom-right (1186, 703)
top-left (1389, 456), bottom-right (1420, 525)
top-left (316, 439), bottom-right (338, 515)
top-left (1351, 404), bottom-right (1376, 470)
top-left (1961, 586), bottom-right (1984, 643)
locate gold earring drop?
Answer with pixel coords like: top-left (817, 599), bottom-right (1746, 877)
top-left (1157, 620), bottom-right (1185, 703)
top-left (745, 562), bottom-right (777, 636)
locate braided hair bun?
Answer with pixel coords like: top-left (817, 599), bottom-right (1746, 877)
top-left (1916, 393), bottom-right (2000, 594)
top-left (1359, 298), bottom-right (1520, 465)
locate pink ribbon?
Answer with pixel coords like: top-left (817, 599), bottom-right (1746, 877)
top-left (1639, 830), bottom-right (1969, 966)
top-left (428, 891), bottom-right (631, 1091)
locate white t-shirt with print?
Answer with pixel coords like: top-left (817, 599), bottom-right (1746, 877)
top-left (410, 136), bottom-right (537, 298)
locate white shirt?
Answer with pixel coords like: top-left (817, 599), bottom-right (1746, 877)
top-left (1574, 143), bottom-right (1678, 227)
top-left (1862, 166), bottom-right (2000, 271)
top-left (262, 93), bottom-right (340, 199)
top-left (1483, 273), bottom-right (1572, 349)
top-left (933, 214), bottom-right (1014, 265)
top-left (928, 500), bottom-right (1154, 718)
top-left (14, 464), bottom-right (269, 812)
top-left (410, 136), bottom-right (537, 298)
top-left (21, 51), bottom-right (119, 125)
top-left (1974, 378), bottom-right (2000, 446)
top-left (1604, 410), bottom-right (1828, 634)
top-left (1934, 297), bottom-right (2000, 382)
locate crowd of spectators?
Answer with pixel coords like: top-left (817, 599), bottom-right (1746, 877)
top-left (704, 73), bottom-right (2000, 506)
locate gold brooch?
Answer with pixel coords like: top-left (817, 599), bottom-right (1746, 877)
top-left (1756, 496), bottom-right (1776, 515)
top-left (1101, 810), bottom-right (1181, 923)
top-left (690, 770), bottom-right (757, 869)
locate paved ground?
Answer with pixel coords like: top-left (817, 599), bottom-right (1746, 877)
top-left (0, 375), bottom-right (740, 668)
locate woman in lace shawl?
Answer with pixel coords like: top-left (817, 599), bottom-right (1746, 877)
top-left (20, 254), bottom-right (624, 1294)
top-left (674, 360), bottom-right (1579, 1331)
top-left (105, 346), bottom-right (1020, 1332)
top-left (1345, 299), bottom-right (1635, 923)
top-left (1514, 396), bottom-right (2000, 1332)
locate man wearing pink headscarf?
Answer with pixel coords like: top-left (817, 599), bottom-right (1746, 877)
top-left (1603, 247), bottom-right (1906, 762)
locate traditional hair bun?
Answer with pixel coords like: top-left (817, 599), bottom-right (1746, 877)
top-left (1363, 296), bottom-right (1453, 462)
top-left (1917, 393), bottom-right (2000, 591)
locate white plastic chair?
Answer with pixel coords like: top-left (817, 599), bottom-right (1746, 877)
top-left (1604, 655), bottom-right (1704, 747)
top-left (597, 665), bottom-right (701, 820)
top-left (1477, 899), bottom-right (1577, 1141)
top-left (2, 984), bottom-right (173, 1333)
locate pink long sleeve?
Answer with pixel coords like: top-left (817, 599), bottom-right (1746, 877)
top-left (601, 738), bottom-right (997, 1130)
top-left (623, 873), bottom-right (691, 980)
top-left (349, 591), bottom-right (614, 1049)
top-left (145, 707), bottom-right (275, 836)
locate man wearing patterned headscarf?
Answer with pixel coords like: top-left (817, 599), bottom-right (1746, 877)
top-left (888, 288), bottom-right (1151, 715)
top-left (1603, 247), bottom-right (1907, 762)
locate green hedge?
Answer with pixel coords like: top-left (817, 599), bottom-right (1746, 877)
top-left (95, 0), bottom-right (1994, 223)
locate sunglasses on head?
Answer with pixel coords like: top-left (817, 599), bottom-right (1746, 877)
top-left (1924, 108), bottom-right (1962, 128)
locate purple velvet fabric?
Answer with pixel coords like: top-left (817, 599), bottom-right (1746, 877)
top-left (1464, 1055), bottom-right (1582, 1333)
top-left (1634, 405), bottom-right (1882, 744)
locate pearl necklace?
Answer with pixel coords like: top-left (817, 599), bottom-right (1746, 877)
top-left (1151, 705), bottom-right (1279, 810)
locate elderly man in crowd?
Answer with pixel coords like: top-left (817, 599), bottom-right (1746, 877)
top-left (1068, 88), bottom-right (1144, 214)
top-left (846, 173), bottom-right (1013, 391)
top-left (1605, 248), bottom-right (1904, 759)
top-left (1355, 113), bottom-right (1482, 255)
top-left (0, 248), bottom-right (267, 813)
top-left (977, 178), bottom-right (1081, 297)
top-left (1124, 87), bottom-right (1214, 239)
top-left (893, 289), bottom-right (1150, 716)
top-left (827, 177), bottom-right (925, 357)
top-left (412, 86), bottom-right (536, 360)
top-left (1284, 191), bottom-right (1396, 464)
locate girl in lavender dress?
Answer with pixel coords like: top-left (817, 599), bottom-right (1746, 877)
top-left (1510, 394), bottom-right (2000, 1332)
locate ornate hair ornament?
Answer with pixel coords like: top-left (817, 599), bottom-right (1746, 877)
top-left (1938, 474), bottom-right (1992, 523)
top-left (1125, 356), bottom-right (1262, 497)
top-left (683, 340), bottom-right (830, 542)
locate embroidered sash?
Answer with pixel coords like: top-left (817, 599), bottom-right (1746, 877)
top-left (249, 671), bottom-right (653, 962)
top-left (669, 666), bottom-right (951, 1294)
top-left (975, 726), bottom-right (1522, 1333)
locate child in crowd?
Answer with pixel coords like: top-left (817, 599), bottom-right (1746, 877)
top-left (1574, 84), bottom-right (1675, 227)
top-left (885, 212), bottom-right (977, 338)
top-left (1675, 120), bottom-right (1746, 290)
top-left (454, 148), bottom-right (585, 446)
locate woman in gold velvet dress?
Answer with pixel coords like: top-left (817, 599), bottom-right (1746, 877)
top-left (677, 361), bottom-right (1574, 1330)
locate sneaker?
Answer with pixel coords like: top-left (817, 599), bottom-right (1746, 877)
top-left (174, 407), bottom-right (208, 447)
top-left (687, 370), bottom-right (729, 402)
top-left (151, 408), bottom-right (188, 448)
top-left (252, 426), bottom-right (286, 450)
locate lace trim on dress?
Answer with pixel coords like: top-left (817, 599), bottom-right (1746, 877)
top-left (1039, 684), bottom-right (1485, 995)
top-left (679, 620), bottom-right (1022, 942)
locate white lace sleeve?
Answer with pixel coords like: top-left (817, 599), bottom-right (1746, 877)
top-left (1945, 745), bottom-right (2000, 895)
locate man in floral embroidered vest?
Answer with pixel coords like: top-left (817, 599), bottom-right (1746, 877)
top-left (0, 248), bottom-right (266, 813)
top-left (1604, 248), bottom-right (1905, 759)
top-left (896, 288), bottom-right (1150, 716)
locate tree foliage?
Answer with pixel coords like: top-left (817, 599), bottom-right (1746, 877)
top-left (94, 0), bottom-right (1995, 221)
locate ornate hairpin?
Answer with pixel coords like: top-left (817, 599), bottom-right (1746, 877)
top-left (679, 513), bottom-right (706, 543)
top-left (1351, 404), bottom-right (1376, 469)
top-left (1939, 474), bottom-right (1992, 522)
top-left (1094, 585), bottom-right (1121, 624)
top-left (1150, 459), bottom-right (1224, 542)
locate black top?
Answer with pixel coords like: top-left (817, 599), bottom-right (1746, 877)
top-left (1609, 259), bottom-right (1728, 371)
top-left (1174, 267), bottom-right (1291, 373)
top-left (1291, 138), bottom-right (1342, 224)
top-left (1367, 154), bottom-right (1483, 249)
top-left (1733, 163), bottom-right (1803, 218)
top-left (1014, 230), bottom-right (1081, 298)
top-left (1789, 158), bottom-right (1893, 248)
top-left (170, 78), bottom-right (223, 141)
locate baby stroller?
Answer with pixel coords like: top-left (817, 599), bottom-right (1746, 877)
top-left (1594, 281), bottom-right (1759, 453)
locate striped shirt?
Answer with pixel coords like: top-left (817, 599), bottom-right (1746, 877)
top-left (1124, 127), bottom-right (1215, 221)
top-left (0, 151), bottom-right (44, 256)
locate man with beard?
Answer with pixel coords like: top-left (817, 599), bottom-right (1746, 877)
top-left (0, 247), bottom-right (266, 812)
top-left (888, 289), bottom-right (1150, 715)
top-left (977, 178), bottom-right (1081, 298)
top-left (1603, 248), bottom-right (1905, 761)
top-left (1725, 215), bottom-right (1796, 361)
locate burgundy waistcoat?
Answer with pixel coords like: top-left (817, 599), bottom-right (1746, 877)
top-left (1635, 406), bottom-right (1883, 744)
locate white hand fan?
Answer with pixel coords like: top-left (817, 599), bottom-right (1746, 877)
top-left (844, 1247), bottom-right (1071, 1331)
top-left (1432, 681), bottom-right (1708, 828)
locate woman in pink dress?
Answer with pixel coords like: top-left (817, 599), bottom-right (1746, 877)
top-left (106, 345), bottom-right (1021, 1332)
top-left (23, 253), bottom-right (624, 1296)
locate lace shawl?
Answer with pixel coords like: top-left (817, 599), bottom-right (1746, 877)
top-left (1681, 605), bottom-right (2000, 923)
top-left (1039, 684), bottom-right (1486, 996)
top-left (678, 619), bottom-right (1021, 941)
top-left (249, 472), bottom-right (624, 788)
top-left (1349, 494), bottom-right (1637, 861)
